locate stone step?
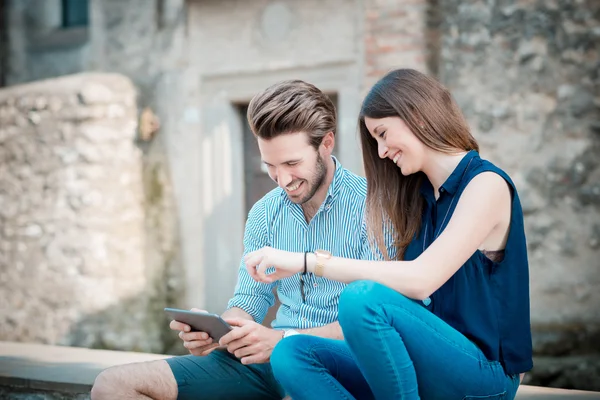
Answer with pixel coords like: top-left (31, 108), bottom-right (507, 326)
top-left (1, 341), bottom-right (599, 399)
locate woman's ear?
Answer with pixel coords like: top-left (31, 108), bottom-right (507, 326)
top-left (412, 112), bottom-right (426, 129)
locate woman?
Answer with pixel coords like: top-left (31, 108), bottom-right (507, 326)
top-left (245, 69), bottom-right (532, 400)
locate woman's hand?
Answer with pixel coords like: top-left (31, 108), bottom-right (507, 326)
top-left (244, 247), bottom-right (305, 283)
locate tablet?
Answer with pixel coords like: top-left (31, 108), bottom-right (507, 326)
top-left (164, 308), bottom-right (233, 341)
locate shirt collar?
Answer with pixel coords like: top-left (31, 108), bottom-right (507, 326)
top-left (325, 155), bottom-right (344, 204)
top-left (440, 150), bottom-right (479, 195)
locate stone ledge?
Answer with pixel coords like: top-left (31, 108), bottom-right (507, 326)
top-left (0, 341), bottom-right (170, 394)
top-left (1, 341), bottom-right (600, 399)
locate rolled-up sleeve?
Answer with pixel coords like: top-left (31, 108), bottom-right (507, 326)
top-left (226, 200), bottom-right (276, 323)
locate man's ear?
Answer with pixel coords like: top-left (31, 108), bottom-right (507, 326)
top-left (320, 131), bottom-right (335, 155)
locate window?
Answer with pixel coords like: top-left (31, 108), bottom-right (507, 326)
top-left (61, 0), bottom-right (89, 28)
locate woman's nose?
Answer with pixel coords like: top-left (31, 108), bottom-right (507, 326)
top-left (378, 143), bottom-right (388, 159)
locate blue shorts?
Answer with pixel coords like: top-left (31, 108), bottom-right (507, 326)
top-left (166, 349), bottom-right (285, 400)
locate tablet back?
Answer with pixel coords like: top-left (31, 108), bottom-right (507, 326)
top-left (164, 308), bottom-right (233, 341)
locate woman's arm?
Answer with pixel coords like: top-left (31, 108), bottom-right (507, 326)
top-left (400, 172), bottom-right (512, 297)
top-left (247, 172), bottom-right (512, 300)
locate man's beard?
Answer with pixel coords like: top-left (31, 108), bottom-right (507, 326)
top-left (290, 154), bottom-right (328, 205)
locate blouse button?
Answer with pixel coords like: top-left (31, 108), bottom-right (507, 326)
top-left (422, 297), bottom-right (432, 306)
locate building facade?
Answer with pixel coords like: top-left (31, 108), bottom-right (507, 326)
top-left (1, 0), bottom-right (599, 389)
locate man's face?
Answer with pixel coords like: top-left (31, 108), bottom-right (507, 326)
top-left (257, 132), bottom-right (327, 205)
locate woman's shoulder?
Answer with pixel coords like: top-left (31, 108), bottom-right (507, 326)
top-left (468, 156), bottom-right (516, 189)
top-left (465, 157), bottom-right (525, 218)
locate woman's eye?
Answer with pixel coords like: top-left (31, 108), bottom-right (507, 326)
top-left (378, 131), bottom-right (386, 139)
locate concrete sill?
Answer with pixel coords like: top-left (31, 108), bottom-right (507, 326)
top-left (1, 341), bottom-right (599, 399)
top-left (0, 341), bottom-right (170, 393)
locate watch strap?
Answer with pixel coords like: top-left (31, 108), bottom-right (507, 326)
top-left (283, 329), bottom-right (300, 339)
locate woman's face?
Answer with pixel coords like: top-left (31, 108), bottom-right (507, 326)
top-left (364, 116), bottom-right (426, 176)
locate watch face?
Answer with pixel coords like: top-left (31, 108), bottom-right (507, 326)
top-left (315, 249), bottom-right (332, 258)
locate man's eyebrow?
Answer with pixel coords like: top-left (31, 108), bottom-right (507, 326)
top-left (262, 159), bottom-right (302, 166)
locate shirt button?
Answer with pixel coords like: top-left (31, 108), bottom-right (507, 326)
top-left (325, 205), bottom-right (331, 210)
top-left (302, 317), bottom-right (307, 321)
top-left (422, 297), bottom-right (431, 306)
top-left (313, 282), bottom-right (318, 288)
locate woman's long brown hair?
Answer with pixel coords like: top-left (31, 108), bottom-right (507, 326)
top-left (360, 69), bottom-right (479, 260)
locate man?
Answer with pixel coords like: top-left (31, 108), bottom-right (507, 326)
top-left (91, 80), bottom-right (375, 399)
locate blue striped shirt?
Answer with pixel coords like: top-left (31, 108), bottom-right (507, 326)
top-left (227, 157), bottom-right (377, 329)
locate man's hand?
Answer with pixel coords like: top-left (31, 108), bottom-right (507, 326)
top-left (169, 308), bottom-right (222, 356)
top-left (244, 246), bottom-right (304, 283)
top-left (220, 318), bottom-right (283, 365)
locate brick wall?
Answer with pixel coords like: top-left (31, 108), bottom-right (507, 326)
top-left (363, 0), bottom-right (434, 91)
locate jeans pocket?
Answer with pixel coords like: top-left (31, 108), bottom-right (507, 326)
top-left (462, 392), bottom-right (506, 400)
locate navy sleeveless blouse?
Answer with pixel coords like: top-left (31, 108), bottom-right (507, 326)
top-left (404, 150), bottom-right (533, 375)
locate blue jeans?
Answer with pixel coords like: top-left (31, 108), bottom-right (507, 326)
top-left (271, 281), bottom-right (521, 400)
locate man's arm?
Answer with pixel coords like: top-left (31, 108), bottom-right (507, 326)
top-left (223, 309), bottom-right (343, 340)
top-left (175, 201), bottom-right (273, 358)
top-left (226, 200), bottom-right (277, 323)
top-left (220, 318), bottom-right (343, 365)
top-left (299, 321), bottom-right (343, 340)
top-left (222, 306), bottom-right (254, 321)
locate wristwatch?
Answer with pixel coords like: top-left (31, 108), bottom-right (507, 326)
top-left (314, 249), bottom-right (332, 277)
top-left (283, 329), bottom-right (300, 339)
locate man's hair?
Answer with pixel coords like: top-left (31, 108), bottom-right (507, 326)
top-left (246, 80), bottom-right (336, 149)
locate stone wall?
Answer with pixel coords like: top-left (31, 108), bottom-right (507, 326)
top-left (439, 0), bottom-right (600, 389)
top-left (3, 0), bottom-right (198, 312)
top-left (0, 73), bottom-right (180, 353)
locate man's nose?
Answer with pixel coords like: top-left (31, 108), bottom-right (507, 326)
top-left (277, 169), bottom-right (293, 188)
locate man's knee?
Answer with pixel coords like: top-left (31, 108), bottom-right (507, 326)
top-left (90, 359), bottom-right (177, 400)
top-left (91, 366), bottom-right (121, 400)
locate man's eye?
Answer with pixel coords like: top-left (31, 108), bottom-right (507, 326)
top-left (287, 162), bottom-right (298, 166)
